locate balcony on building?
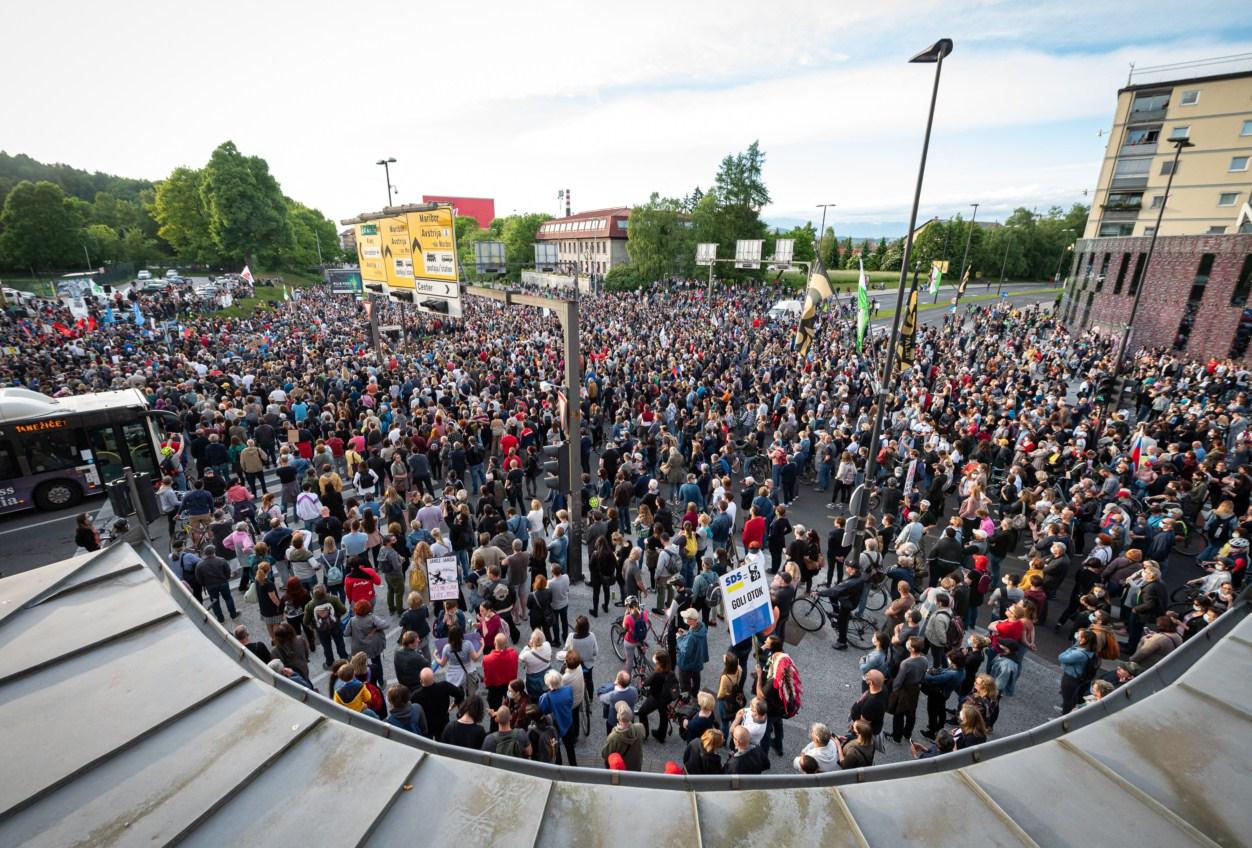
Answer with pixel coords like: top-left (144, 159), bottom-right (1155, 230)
top-left (1128, 91), bottom-right (1170, 123)
top-left (1119, 126), bottom-right (1160, 158)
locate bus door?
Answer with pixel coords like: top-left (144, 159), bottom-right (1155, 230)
top-left (85, 421), bottom-right (158, 484)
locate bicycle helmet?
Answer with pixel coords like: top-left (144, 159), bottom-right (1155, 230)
top-left (624, 595), bottom-right (639, 607)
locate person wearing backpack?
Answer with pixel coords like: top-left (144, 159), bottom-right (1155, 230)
top-left (385, 684), bottom-right (428, 738)
top-left (318, 537), bottom-right (347, 602)
top-left (654, 535), bottom-right (682, 614)
top-left (303, 585), bottom-right (348, 670)
top-left (923, 592), bottom-right (960, 667)
top-left (481, 704), bottom-right (532, 759)
top-left (170, 540), bottom-right (203, 603)
top-left (1058, 628), bottom-right (1100, 714)
top-left (621, 597), bottom-right (653, 673)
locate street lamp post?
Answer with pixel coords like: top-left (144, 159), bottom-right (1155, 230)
top-left (956, 201), bottom-right (979, 302)
top-left (1054, 228), bottom-right (1075, 282)
top-left (376, 157), bottom-right (397, 207)
top-left (933, 220), bottom-right (954, 304)
top-left (817, 202), bottom-right (836, 264)
top-left (1116, 137), bottom-right (1194, 370)
top-left (845, 37), bottom-right (953, 613)
top-left (997, 226), bottom-right (1014, 297)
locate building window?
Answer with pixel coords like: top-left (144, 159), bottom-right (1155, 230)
top-left (1161, 160), bottom-right (1179, 176)
top-left (1242, 120), bottom-right (1252, 137)
top-left (1096, 253), bottom-right (1111, 291)
top-left (1113, 253), bottom-right (1130, 295)
top-left (1179, 90), bottom-right (1200, 106)
top-left (1124, 127), bottom-right (1159, 146)
top-left (1098, 222), bottom-right (1135, 237)
top-left (1231, 156), bottom-right (1250, 172)
top-left (1208, 226), bottom-right (1228, 235)
top-left (1220, 192), bottom-right (1240, 206)
top-left (1150, 195), bottom-right (1165, 209)
top-left (1131, 93), bottom-right (1170, 114)
top-left (1114, 158), bottom-right (1151, 179)
top-left (1129, 252), bottom-right (1147, 296)
top-left (1168, 125), bottom-right (1190, 140)
top-left (1231, 309), bottom-right (1252, 359)
top-left (1106, 192), bottom-right (1143, 210)
top-left (1230, 255), bottom-right (1252, 308)
top-left (1080, 291), bottom-right (1096, 329)
top-left (1144, 227), bottom-right (1157, 237)
top-left (1173, 253), bottom-right (1215, 351)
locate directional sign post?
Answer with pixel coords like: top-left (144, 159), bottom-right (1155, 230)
top-left (343, 204), bottom-right (463, 319)
top-left (734, 239), bottom-right (763, 269)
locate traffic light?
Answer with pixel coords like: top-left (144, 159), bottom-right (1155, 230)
top-left (542, 443), bottom-right (570, 494)
top-left (1095, 374), bottom-right (1118, 403)
top-left (420, 298), bottom-right (449, 314)
top-left (387, 289), bottom-right (414, 304)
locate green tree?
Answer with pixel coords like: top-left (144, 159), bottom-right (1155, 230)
top-left (200, 141), bottom-right (293, 265)
top-left (83, 223), bottom-right (122, 263)
top-left (816, 226), bottom-right (839, 269)
top-left (714, 140), bottom-right (771, 210)
top-left (0, 180), bottom-right (82, 271)
top-left (785, 222), bottom-right (817, 264)
top-left (279, 200), bottom-right (338, 267)
top-left (627, 193), bottom-right (694, 281)
top-left (152, 167), bottom-right (217, 263)
top-left (604, 263), bottom-right (644, 291)
top-left (499, 212), bottom-right (552, 280)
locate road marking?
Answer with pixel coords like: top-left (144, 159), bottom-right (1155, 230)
top-left (0, 513), bottom-right (79, 536)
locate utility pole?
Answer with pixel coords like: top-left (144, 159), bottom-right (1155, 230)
top-left (314, 229), bottom-right (324, 266)
top-left (1116, 137), bottom-right (1194, 370)
top-left (376, 157), bottom-right (397, 207)
top-left (846, 37), bottom-right (952, 606)
top-left (997, 226), bottom-right (1013, 297)
top-left (465, 285), bottom-right (585, 581)
top-left (955, 201), bottom-right (979, 304)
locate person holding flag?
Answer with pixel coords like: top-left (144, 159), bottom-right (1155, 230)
top-left (792, 254), bottom-right (833, 357)
top-left (856, 258), bottom-right (870, 353)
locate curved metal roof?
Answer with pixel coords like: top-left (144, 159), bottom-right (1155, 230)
top-left (0, 545), bottom-right (1247, 846)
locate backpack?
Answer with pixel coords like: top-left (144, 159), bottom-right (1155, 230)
top-left (493, 729), bottom-right (524, 758)
top-left (977, 572), bottom-right (992, 595)
top-left (313, 603), bottom-right (338, 632)
top-left (631, 613), bottom-right (649, 643)
top-left (322, 552), bottom-right (345, 585)
top-left (657, 549), bottom-right (680, 578)
top-left (946, 612), bottom-right (965, 647)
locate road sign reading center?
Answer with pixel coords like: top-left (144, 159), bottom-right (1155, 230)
top-left (404, 207), bottom-right (459, 283)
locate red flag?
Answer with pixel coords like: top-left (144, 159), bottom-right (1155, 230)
top-left (52, 322), bottom-right (73, 337)
top-left (87, 316), bottom-right (97, 331)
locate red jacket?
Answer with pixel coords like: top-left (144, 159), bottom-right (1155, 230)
top-left (345, 568), bottom-right (381, 607)
top-left (482, 647), bottom-right (519, 688)
top-left (742, 516), bottom-right (766, 549)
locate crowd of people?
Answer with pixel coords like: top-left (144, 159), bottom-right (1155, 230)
top-left (11, 271), bottom-right (1249, 775)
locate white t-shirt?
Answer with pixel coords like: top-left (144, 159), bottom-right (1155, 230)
top-left (740, 711), bottom-right (768, 746)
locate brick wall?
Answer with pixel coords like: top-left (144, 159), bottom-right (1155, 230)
top-left (1060, 233), bottom-right (1252, 362)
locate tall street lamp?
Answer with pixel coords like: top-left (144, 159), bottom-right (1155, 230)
top-left (955, 201), bottom-right (979, 302)
top-left (845, 37), bottom-right (953, 621)
top-left (817, 202), bottom-right (836, 263)
top-left (1116, 136), bottom-right (1194, 370)
top-left (376, 157), bottom-right (397, 207)
top-left (1054, 228), bottom-right (1075, 283)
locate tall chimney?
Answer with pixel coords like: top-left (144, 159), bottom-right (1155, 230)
top-left (565, 189), bottom-right (571, 218)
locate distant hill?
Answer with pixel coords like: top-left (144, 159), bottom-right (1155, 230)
top-left (0, 151), bottom-right (153, 208)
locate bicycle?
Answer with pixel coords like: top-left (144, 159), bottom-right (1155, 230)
top-left (860, 571), bottom-right (890, 613)
top-left (788, 593), bottom-right (877, 650)
top-left (611, 603), bottom-right (672, 661)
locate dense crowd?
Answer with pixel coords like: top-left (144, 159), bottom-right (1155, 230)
top-left (11, 272), bottom-right (1249, 775)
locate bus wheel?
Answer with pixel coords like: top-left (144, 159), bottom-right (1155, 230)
top-left (34, 480), bottom-right (82, 511)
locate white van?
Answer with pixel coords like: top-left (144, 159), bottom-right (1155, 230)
top-left (767, 299), bottom-right (803, 321)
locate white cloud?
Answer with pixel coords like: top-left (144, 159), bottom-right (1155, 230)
top-left (0, 0), bottom-right (1247, 228)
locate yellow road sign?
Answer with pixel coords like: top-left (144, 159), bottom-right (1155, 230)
top-left (381, 215), bottom-right (415, 289)
top-left (404, 206), bottom-right (459, 283)
top-left (355, 221), bottom-right (386, 285)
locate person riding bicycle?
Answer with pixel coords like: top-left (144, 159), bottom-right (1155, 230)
top-left (811, 561), bottom-right (865, 651)
top-left (621, 597), bottom-right (653, 674)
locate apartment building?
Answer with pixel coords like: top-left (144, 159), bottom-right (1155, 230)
top-left (534, 207), bottom-right (631, 276)
top-left (1062, 56), bottom-right (1252, 362)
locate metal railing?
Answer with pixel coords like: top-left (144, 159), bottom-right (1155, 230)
top-left (138, 541), bottom-right (1251, 792)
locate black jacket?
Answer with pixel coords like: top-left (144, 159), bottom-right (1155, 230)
top-left (724, 744), bottom-right (771, 775)
top-left (1133, 579), bottom-right (1168, 618)
top-left (682, 738), bottom-right (724, 775)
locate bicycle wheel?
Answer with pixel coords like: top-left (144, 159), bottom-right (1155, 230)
top-left (1175, 527), bottom-right (1206, 558)
top-left (581, 689), bottom-right (593, 736)
top-left (789, 596), bottom-right (827, 633)
top-left (864, 585), bottom-right (889, 613)
top-left (610, 622), bottom-right (627, 661)
top-left (749, 456), bottom-right (769, 482)
top-left (1169, 584), bottom-right (1196, 606)
top-left (846, 615), bottom-right (876, 650)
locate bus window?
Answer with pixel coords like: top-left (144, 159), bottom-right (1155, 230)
top-left (0, 442), bottom-right (18, 481)
top-left (87, 425), bottom-right (124, 484)
top-left (122, 420), bottom-right (158, 477)
top-left (23, 431), bottom-right (83, 475)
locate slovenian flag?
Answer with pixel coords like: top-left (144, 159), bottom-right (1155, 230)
top-left (1131, 431), bottom-right (1145, 469)
top-left (928, 262), bottom-right (942, 295)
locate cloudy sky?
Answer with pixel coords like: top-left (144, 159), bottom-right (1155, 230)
top-left (4, 1), bottom-right (1251, 234)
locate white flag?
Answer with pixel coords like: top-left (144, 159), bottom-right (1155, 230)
top-left (240, 265), bottom-right (254, 284)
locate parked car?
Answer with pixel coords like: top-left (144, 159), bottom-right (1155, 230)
top-left (165, 269), bottom-right (180, 280)
top-left (137, 270), bottom-right (152, 281)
